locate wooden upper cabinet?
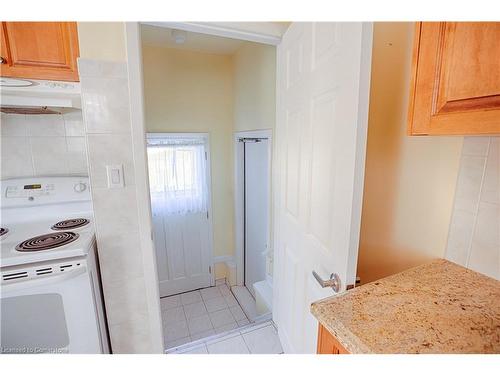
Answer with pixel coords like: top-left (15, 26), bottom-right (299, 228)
top-left (0, 22), bottom-right (80, 81)
top-left (408, 22), bottom-right (500, 135)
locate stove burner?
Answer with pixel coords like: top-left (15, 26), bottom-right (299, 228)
top-left (0, 228), bottom-right (8, 236)
top-left (51, 218), bottom-right (89, 230)
top-left (16, 232), bottom-right (79, 252)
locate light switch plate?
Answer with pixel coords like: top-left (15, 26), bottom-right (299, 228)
top-left (106, 164), bottom-right (124, 188)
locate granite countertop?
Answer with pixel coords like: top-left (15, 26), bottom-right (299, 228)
top-left (310, 259), bottom-right (500, 353)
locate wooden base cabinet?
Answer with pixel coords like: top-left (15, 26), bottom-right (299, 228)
top-left (317, 324), bottom-right (349, 354)
top-left (408, 22), bottom-right (500, 135)
top-left (0, 22), bottom-right (80, 81)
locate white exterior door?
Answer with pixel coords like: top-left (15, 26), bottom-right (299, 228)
top-left (152, 211), bottom-right (212, 297)
top-left (244, 139), bottom-right (270, 297)
top-left (273, 22), bottom-right (373, 353)
top-left (147, 134), bottom-right (213, 297)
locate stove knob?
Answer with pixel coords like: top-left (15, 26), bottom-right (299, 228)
top-left (74, 182), bottom-right (87, 193)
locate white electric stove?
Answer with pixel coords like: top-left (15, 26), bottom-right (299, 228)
top-left (0, 176), bottom-right (110, 354)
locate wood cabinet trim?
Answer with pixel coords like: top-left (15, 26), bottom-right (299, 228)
top-left (407, 22), bottom-right (500, 136)
top-left (0, 22), bottom-right (80, 82)
top-left (407, 22), bottom-right (423, 136)
top-left (317, 324), bottom-right (349, 354)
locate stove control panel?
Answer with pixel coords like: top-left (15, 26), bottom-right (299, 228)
top-left (5, 183), bottom-right (55, 198)
top-left (1, 177), bottom-right (91, 208)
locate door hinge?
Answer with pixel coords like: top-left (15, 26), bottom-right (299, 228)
top-left (205, 151), bottom-right (207, 160)
top-left (206, 211), bottom-right (209, 219)
top-left (209, 266), bottom-right (212, 274)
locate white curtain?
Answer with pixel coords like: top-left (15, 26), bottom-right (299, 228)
top-left (147, 137), bottom-right (208, 216)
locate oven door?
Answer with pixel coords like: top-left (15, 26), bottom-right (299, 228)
top-left (1, 265), bottom-right (102, 354)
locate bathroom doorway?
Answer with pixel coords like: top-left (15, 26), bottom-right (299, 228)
top-left (234, 130), bottom-right (273, 319)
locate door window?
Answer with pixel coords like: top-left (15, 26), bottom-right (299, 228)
top-left (147, 137), bottom-right (208, 216)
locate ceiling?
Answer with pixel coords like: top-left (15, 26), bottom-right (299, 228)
top-left (141, 24), bottom-right (246, 55)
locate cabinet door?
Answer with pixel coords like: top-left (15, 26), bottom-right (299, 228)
top-left (408, 22), bottom-right (500, 135)
top-left (0, 22), bottom-right (80, 81)
top-left (317, 324), bottom-right (349, 354)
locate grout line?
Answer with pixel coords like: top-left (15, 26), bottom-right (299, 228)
top-left (163, 284), bottom-right (270, 353)
top-left (166, 319), bottom-right (274, 353)
top-left (465, 138), bottom-right (491, 268)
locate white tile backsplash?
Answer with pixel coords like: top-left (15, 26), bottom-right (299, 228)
top-left (0, 136), bottom-right (34, 178)
top-left (0, 114), bottom-right (28, 136)
top-left (109, 317), bottom-right (153, 354)
top-left (63, 111), bottom-right (86, 136)
top-left (95, 227), bottom-right (145, 283)
top-left (26, 114), bottom-right (66, 136)
top-left (0, 112), bottom-right (88, 179)
top-left (66, 137), bottom-right (88, 175)
top-left (481, 138), bottom-right (499, 205)
top-left (102, 275), bottom-right (150, 326)
top-left (78, 58), bottom-right (128, 79)
top-left (80, 77), bottom-right (132, 134)
top-left (86, 133), bottom-right (135, 188)
top-left (91, 185), bottom-right (141, 237)
top-left (30, 136), bottom-right (69, 175)
top-left (78, 58), bottom-right (158, 353)
top-left (446, 137), bottom-right (500, 280)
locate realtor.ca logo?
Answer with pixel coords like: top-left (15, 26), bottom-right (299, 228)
top-left (1, 346), bottom-right (66, 354)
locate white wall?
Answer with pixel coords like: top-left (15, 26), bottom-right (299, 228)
top-left (1, 112), bottom-right (87, 179)
top-left (446, 137), bottom-right (499, 280)
top-left (357, 23), bottom-right (464, 284)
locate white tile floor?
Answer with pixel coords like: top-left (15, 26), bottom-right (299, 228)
top-left (161, 282), bottom-right (252, 349)
top-left (168, 321), bottom-right (284, 354)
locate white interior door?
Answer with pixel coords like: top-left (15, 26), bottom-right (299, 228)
top-left (244, 139), bottom-right (270, 297)
top-left (147, 134), bottom-right (213, 297)
top-left (273, 22), bottom-right (373, 353)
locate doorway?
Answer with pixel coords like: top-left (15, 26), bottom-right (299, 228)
top-left (235, 130), bottom-right (272, 299)
top-left (146, 133), bottom-right (214, 297)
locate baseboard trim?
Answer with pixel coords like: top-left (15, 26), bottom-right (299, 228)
top-left (213, 255), bottom-right (235, 264)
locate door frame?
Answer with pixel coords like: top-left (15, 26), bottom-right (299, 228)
top-left (146, 132), bottom-right (216, 289)
top-left (234, 129), bottom-right (273, 287)
top-left (125, 21), bottom-right (284, 352)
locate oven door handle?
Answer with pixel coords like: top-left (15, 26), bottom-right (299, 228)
top-left (1, 267), bottom-right (87, 293)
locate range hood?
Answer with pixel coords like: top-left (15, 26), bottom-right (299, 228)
top-left (0, 77), bottom-right (81, 115)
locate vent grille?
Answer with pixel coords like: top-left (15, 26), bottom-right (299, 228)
top-left (1, 260), bottom-right (84, 283)
top-left (59, 264), bottom-right (72, 271)
top-left (35, 267), bottom-right (53, 276)
top-left (2, 271), bottom-right (28, 281)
